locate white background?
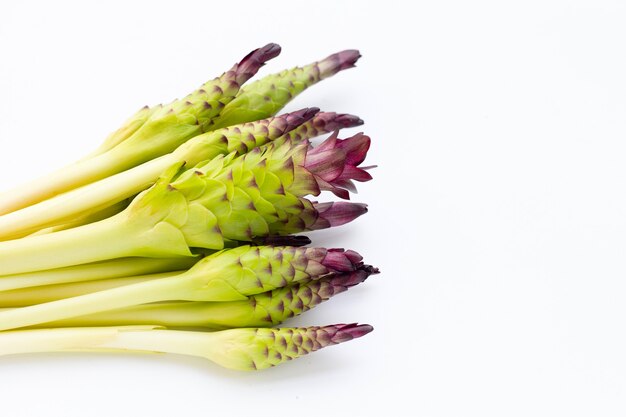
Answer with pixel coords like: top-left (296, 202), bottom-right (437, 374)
top-left (1, 0), bottom-right (626, 416)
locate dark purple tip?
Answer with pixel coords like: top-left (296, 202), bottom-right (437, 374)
top-left (322, 248), bottom-right (363, 272)
top-left (345, 250), bottom-right (364, 265)
top-left (329, 264), bottom-right (379, 288)
top-left (311, 112), bottom-right (364, 132)
top-left (312, 202), bottom-right (368, 228)
top-left (234, 43), bottom-right (282, 84)
top-left (328, 323), bottom-right (374, 343)
top-left (318, 50), bottom-right (362, 78)
top-left (333, 114), bottom-right (364, 128)
top-left (283, 107), bottom-right (320, 132)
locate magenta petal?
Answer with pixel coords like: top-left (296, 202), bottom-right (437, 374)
top-left (315, 177), bottom-right (352, 199)
top-left (337, 165), bottom-right (373, 183)
top-left (329, 187), bottom-right (351, 200)
top-left (338, 133), bottom-right (371, 165)
top-left (305, 149), bottom-right (346, 182)
top-left (314, 130), bottom-right (339, 152)
top-left (332, 179), bottom-right (358, 193)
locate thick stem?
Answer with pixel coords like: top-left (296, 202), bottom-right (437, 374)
top-left (14, 301), bottom-right (248, 329)
top-left (0, 327), bottom-right (215, 361)
top-left (0, 214), bottom-right (189, 275)
top-left (0, 272), bottom-right (180, 306)
top-left (0, 275), bottom-right (187, 330)
top-left (96, 329), bottom-right (217, 358)
top-left (28, 199), bottom-right (130, 237)
top-left (0, 155), bottom-right (176, 240)
top-left (0, 257), bottom-right (195, 292)
top-left (0, 150), bottom-right (123, 216)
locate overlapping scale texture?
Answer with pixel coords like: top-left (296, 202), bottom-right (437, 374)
top-left (212, 50), bottom-right (362, 129)
top-left (162, 134), bottom-right (370, 249)
top-left (177, 108), bottom-right (319, 168)
top-left (243, 265), bottom-right (378, 326)
top-left (282, 112), bottom-right (364, 143)
top-left (190, 246), bottom-right (365, 299)
top-left (113, 43), bottom-right (282, 159)
top-left (210, 323), bottom-right (373, 370)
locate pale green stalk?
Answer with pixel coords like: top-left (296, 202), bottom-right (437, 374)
top-left (0, 257), bottom-right (188, 292)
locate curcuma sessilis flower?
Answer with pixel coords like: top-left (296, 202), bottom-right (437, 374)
top-left (0, 130), bottom-right (373, 275)
top-left (139, 130), bottom-right (373, 248)
top-left (0, 323), bottom-right (374, 371)
top-left (0, 246), bottom-right (371, 330)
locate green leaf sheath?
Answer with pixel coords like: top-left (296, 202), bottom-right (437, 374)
top-left (0, 323), bottom-right (373, 371)
top-left (27, 199), bottom-right (132, 237)
top-left (0, 108), bottom-right (319, 241)
top-left (0, 44), bottom-right (280, 215)
top-left (0, 133), bottom-right (371, 274)
top-left (212, 50), bottom-right (361, 129)
top-left (88, 105), bottom-right (157, 158)
top-left (0, 246), bottom-right (365, 330)
top-left (4, 267), bottom-right (378, 329)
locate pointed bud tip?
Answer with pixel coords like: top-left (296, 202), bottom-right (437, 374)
top-left (336, 114), bottom-right (365, 128)
top-left (329, 265), bottom-right (378, 287)
top-left (255, 43), bottom-right (282, 61)
top-left (283, 108), bottom-right (320, 131)
top-left (333, 49), bottom-right (362, 69)
top-left (363, 264), bottom-right (380, 275)
top-left (313, 113), bottom-right (364, 129)
top-left (235, 43), bottom-right (282, 81)
top-left (330, 323), bottom-right (374, 343)
top-left (322, 248), bottom-right (363, 272)
top-left (303, 107), bottom-right (321, 119)
top-left (319, 49), bottom-right (362, 78)
top-left (315, 202), bottom-right (368, 227)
